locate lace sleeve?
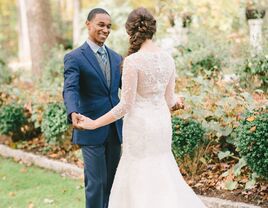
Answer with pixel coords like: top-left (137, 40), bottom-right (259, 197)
top-left (165, 62), bottom-right (177, 110)
top-left (111, 57), bottom-right (138, 119)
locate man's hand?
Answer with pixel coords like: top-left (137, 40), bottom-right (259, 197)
top-left (171, 97), bottom-right (185, 111)
top-left (71, 112), bottom-right (85, 129)
top-left (77, 115), bottom-right (97, 130)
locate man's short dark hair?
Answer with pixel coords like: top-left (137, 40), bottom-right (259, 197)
top-left (87, 8), bottom-right (110, 21)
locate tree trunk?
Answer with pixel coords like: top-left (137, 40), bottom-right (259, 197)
top-left (25, 0), bottom-right (56, 77)
top-left (73, 0), bottom-right (81, 47)
top-left (17, 0), bottom-right (31, 66)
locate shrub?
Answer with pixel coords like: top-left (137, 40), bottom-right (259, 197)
top-left (40, 46), bottom-right (65, 90)
top-left (0, 103), bottom-right (26, 136)
top-left (191, 54), bottom-right (221, 78)
top-left (41, 103), bottom-right (69, 144)
top-left (172, 117), bottom-right (205, 160)
top-left (235, 109), bottom-right (268, 179)
top-left (240, 55), bottom-right (268, 91)
top-left (29, 103), bottom-right (45, 129)
top-left (173, 29), bottom-right (231, 79)
top-left (0, 61), bottom-right (12, 85)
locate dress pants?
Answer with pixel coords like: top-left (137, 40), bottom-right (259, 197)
top-left (81, 125), bottom-right (121, 208)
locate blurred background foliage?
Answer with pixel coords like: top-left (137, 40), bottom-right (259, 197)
top-left (0, 0), bottom-right (267, 58)
top-left (0, 0), bottom-right (267, 202)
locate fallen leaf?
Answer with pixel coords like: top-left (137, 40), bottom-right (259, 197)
top-left (43, 198), bottom-right (54, 204)
top-left (28, 202), bottom-right (34, 208)
top-left (49, 153), bottom-right (59, 158)
top-left (60, 158), bottom-right (67, 163)
top-left (9, 192), bottom-right (16, 197)
top-left (249, 126), bottom-right (256, 132)
top-left (20, 167), bottom-right (28, 173)
top-left (246, 116), bottom-right (255, 122)
top-left (76, 185), bottom-right (83, 190)
top-left (194, 182), bottom-right (203, 187)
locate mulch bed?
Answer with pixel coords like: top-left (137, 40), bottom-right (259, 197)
top-left (184, 166), bottom-right (268, 207)
top-left (0, 135), bottom-right (267, 207)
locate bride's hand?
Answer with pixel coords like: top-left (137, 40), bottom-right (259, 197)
top-left (171, 96), bottom-right (185, 111)
top-left (77, 115), bottom-right (97, 130)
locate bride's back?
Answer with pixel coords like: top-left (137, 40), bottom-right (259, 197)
top-left (127, 50), bottom-right (175, 101)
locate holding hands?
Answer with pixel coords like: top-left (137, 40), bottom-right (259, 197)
top-left (71, 95), bottom-right (185, 131)
top-left (71, 112), bottom-right (96, 130)
top-left (71, 112), bottom-right (84, 130)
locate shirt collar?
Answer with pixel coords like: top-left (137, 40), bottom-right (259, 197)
top-left (86, 39), bottom-right (107, 54)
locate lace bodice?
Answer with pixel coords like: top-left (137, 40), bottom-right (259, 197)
top-left (111, 51), bottom-right (177, 119)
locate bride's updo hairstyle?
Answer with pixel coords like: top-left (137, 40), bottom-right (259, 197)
top-left (125, 7), bottom-right (156, 56)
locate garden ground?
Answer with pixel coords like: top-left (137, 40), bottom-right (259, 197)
top-left (1, 135), bottom-right (267, 208)
top-left (0, 156), bottom-right (85, 208)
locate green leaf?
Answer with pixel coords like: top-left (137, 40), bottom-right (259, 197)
top-left (225, 181), bottom-right (238, 190)
top-left (218, 150), bottom-right (231, 160)
top-left (234, 158), bottom-right (247, 176)
top-left (245, 179), bottom-right (256, 190)
top-left (221, 126), bottom-right (233, 136)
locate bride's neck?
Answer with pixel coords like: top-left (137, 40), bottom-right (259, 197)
top-left (140, 39), bottom-right (158, 51)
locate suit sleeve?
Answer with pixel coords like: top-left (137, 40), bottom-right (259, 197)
top-left (63, 53), bottom-right (80, 123)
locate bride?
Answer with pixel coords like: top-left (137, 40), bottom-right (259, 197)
top-left (78, 7), bottom-right (207, 208)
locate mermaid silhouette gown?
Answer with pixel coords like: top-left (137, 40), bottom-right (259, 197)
top-left (107, 51), bottom-right (207, 208)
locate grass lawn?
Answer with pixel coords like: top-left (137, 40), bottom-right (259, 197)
top-left (0, 156), bottom-right (85, 208)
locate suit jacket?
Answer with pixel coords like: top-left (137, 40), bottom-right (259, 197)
top-left (63, 42), bottom-right (123, 145)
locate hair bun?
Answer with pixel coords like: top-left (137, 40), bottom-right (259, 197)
top-left (125, 7), bottom-right (157, 56)
top-left (138, 19), bottom-right (149, 32)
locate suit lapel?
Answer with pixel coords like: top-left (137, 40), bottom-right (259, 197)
top-left (80, 42), bottom-right (109, 91)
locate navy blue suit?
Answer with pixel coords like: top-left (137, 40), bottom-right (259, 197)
top-left (63, 42), bottom-right (122, 208)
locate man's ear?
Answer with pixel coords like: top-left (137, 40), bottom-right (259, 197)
top-left (86, 20), bottom-right (91, 28)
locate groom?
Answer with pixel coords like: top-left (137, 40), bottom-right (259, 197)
top-left (63, 8), bottom-right (123, 208)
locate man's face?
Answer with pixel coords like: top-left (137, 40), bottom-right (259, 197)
top-left (86, 13), bottom-right (111, 46)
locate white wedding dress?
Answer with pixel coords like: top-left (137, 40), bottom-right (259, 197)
top-left (109, 51), bottom-right (207, 208)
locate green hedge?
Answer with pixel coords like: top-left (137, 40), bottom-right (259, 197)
top-left (172, 117), bottom-right (205, 160)
top-left (41, 103), bottom-right (69, 144)
top-left (191, 54), bottom-right (221, 78)
top-left (235, 109), bottom-right (268, 179)
top-left (0, 103), bottom-right (26, 136)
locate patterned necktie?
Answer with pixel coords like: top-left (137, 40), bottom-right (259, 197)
top-left (97, 47), bottom-right (108, 66)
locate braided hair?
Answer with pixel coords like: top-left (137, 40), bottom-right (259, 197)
top-left (125, 7), bottom-right (156, 56)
